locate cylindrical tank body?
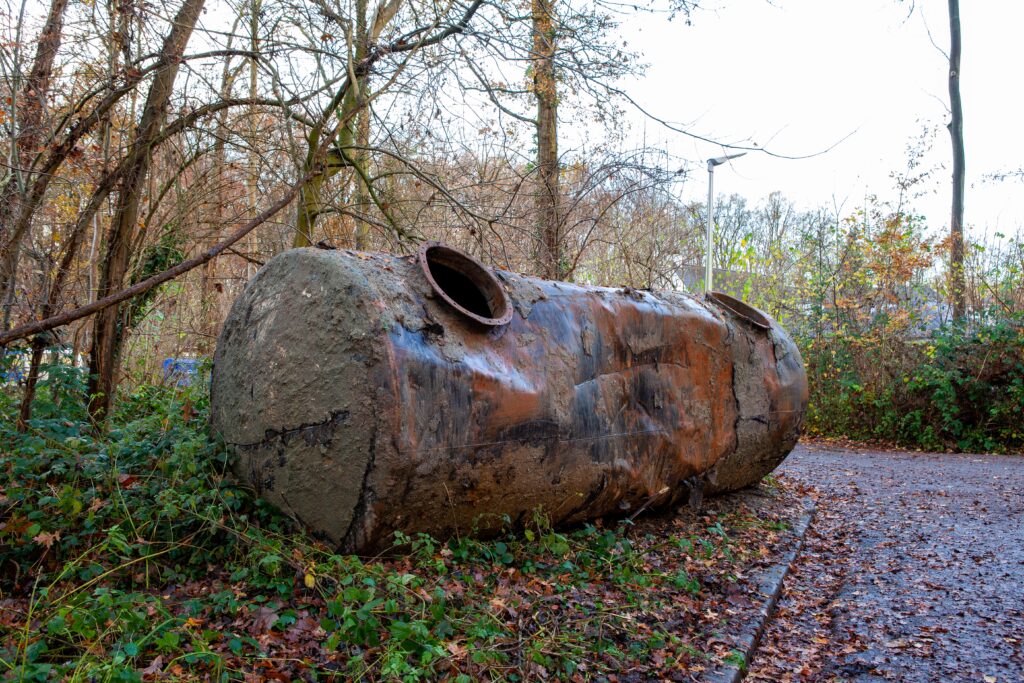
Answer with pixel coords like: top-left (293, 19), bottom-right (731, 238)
top-left (211, 244), bottom-right (807, 552)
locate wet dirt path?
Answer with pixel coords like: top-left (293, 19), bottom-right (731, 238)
top-left (745, 444), bottom-right (1024, 683)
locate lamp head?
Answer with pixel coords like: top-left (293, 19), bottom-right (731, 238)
top-left (707, 152), bottom-right (748, 169)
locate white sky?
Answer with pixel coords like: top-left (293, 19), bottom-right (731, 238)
top-left (614, 0), bottom-right (1024, 238)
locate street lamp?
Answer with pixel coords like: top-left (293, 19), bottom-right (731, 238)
top-left (705, 152), bottom-right (747, 294)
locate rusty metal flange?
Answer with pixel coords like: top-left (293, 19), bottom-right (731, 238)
top-left (707, 291), bottom-right (771, 330)
top-left (418, 242), bottom-right (513, 326)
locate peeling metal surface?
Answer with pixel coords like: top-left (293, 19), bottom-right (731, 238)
top-left (211, 245), bottom-right (808, 553)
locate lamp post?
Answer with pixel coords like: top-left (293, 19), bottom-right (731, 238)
top-left (705, 152), bottom-right (746, 294)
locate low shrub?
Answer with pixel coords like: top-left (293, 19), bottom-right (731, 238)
top-left (800, 315), bottom-right (1024, 452)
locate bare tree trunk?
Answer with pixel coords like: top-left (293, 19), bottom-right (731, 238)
top-left (353, 90), bottom-right (372, 249)
top-left (947, 0), bottom-right (966, 319)
top-left (87, 0), bottom-right (207, 424)
top-left (351, 0), bottom-right (372, 250)
top-left (0, 0), bottom-right (70, 328)
top-left (532, 0), bottom-right (560, 279)
top-left (246, 0), bottom-right (261, 278)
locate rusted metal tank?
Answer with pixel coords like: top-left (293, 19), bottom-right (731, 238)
top-left (210, 243), bottom-right (807, 552)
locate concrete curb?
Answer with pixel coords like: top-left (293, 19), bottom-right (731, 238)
top-left (703, 498), bottom-right (818, 683)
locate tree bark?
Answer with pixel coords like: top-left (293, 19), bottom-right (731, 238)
top-left (86, 0), bottom-right (207, 424)
top-left (947, 0), bottom-right (966, 319)
top-left (352, 0), bottom-right (373, 250)
top-left (532, 0), bottom-right (561, 279)
top-left (353, 90), bottom-right (373, 249)
top-left (245, 0), bottom-right (261, 278)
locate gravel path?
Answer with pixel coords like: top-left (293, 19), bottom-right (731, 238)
top-left (745, 443), bottom-right (1024, 683)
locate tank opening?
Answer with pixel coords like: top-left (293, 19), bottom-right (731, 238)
top-left (707, 291), bottom-right (771, 330)
top-left (430, 261), bottom-right (492, 317)
top-left (419, 242), bottom-right (513, 326)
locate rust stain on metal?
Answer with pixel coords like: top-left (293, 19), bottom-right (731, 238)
top-left (211, 243), bottom-right (808, 553)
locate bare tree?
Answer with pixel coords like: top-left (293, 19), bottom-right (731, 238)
top-left (0, 0), bottom-right (70, 328)
top-left (291, 0), bottom-right (488, 247)
top-left (531, 0), bottom-right (560, 278)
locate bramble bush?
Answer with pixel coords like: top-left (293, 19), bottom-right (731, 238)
top-left (799, 316), bottom-right (1024, 453)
